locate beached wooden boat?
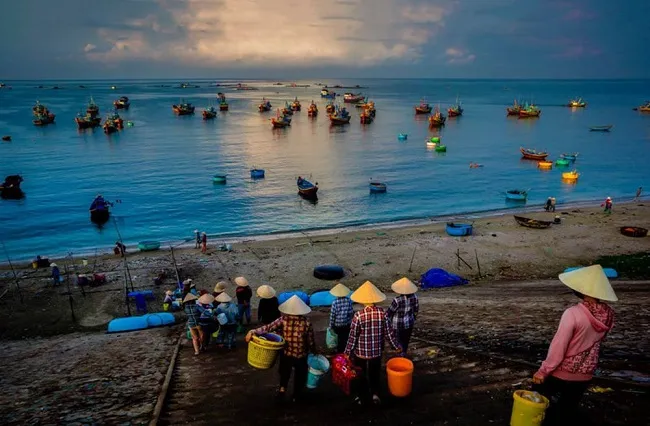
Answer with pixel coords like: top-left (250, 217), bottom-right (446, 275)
top-left (172, 101), bottom-right (195, 115)
top-left (620, 226), bottom-right (648, 238)
top-left (589, 125), bottom-right (613, 132)
top-left (369, 181), bottom-right (387, 193)
top-left (567, 98), bottom-right (586, 108)
top-left (297, 177), bottom-right (318, 199)
top-left (114, 96), bottom-right (130, 110)
top-left (561, 153), bottom-right (579, 161)
top-left (415, 100), bottom-right (432, 115)
top-left (514, 215), bottom-right (552, 229)
top-left (520, 147), bottom-right (548, 160)
top-left (203, 106), bottom-right (217, 120)
top-left (538, 161), bottom-right (553, 169)
top-left (506, 190), bottom-right (528, 201)
top-left (258, 98), bottom-right (272, 112)
top-left (138, 241), bottom-right (161, 251)
top-left (562, 170), bottom-right (580, 181)
top-left (428, 105), bottom-right (446, 127)
top-left (0, 175), bottom-right (25, 200)
top-left (446, 222), bottom-right (473, 236)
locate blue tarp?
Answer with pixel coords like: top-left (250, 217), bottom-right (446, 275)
top-left (278, 291), bottom-right (310, 306)
top-left (420, 268), bottom-right (468, 289)
top-left (564, 267), bottom-right (618, 279)
top-left (310, 291), bottom-right (336, 307)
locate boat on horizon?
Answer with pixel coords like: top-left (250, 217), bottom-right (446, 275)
top-left (172, 100), bottom-right (195, 115)
top-left (567, 97), bottom-right (586, 108)
top-left (520, 147), bottom-right (549, 160)
top-left (343, 92), bottom-right (364, 103)
top-left (518, 102), bottom-right (541, 118)
top-left (589, 125), bottom-right (613, 132)
top-left (297, 176), bottom-right (318, 199)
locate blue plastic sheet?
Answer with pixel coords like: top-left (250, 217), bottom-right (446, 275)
top-left (420, 268), bottom-right (468, 289)
top-left (278, 291), bottom-right (310, 305)
top-left (564, 267), bottom-right (618, 279)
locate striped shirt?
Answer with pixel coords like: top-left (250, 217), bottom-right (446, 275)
top-left (386, 294), bottom-right (419, 330)
top-left (344, 305), bottom-right (401, 359)
top-left (329, 297), bottom-right (354, 328)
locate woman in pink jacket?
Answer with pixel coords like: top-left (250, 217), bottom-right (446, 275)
top-left (533, 265), bottom-right (617, 425)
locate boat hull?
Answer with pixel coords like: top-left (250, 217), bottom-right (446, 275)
top-left (212, 175), bottom-right (227, 183)
top-left (448, 108), bottom-right (463, 117)
top-left (271, 119), bottom-right (290, 128)
top-left (369, 182), bottom-right (387, 193)
top-left (0, 187), bottom-right (25, 200)
top-left (172, 106), bottom-right (195, 115)
top-left (90, 209), bottom-right (110, 225)
top-left (518, 111), bottom-right (541, 118)
top-left (251, 169), bottom-right (265, 179)
top-left (138, 241), bottom-right (161, 251)
top-left (76, 117), bottom-right (101, 129)
top-left (506, 191), bottom-right (527, 201)
top-left (415, 106), bottom-right (432, 114)
top-left (514, 215), bottom-right (552, 229)
top-left (520, 148), bottom-right (548, 160)
top-left (446, 223), bottom-right (473, 236)
top-left (589, 125), bottom-right (612, 132)
top-left (219, 104), bottom-right (229, 111)
top-left (330, 117), bottom-right (351, 125)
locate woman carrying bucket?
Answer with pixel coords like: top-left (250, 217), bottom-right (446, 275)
top-left (386, 277), bottom-right (419, 353)
top-left (532, 265), bottom-right (617, 425)
top-left (344, 281), bottom-right (402, 405)
top-left (246, 295), bottom-right (316, 402)
top-left (329, 283), bottom-right (354, 353)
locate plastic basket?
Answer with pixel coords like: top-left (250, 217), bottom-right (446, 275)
top-left (247, 339), bottom-right (283, 369)
top-left (252, 333), bottom-right (285, 349)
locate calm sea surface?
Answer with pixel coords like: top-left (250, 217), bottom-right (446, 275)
top-left (1, 79), bottom-right (649, 260)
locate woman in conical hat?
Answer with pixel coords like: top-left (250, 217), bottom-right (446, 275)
top-left (234, 277), bottom-right (253, 326)
top-left (246, 295), bottom-right (316, 402)
top-left (344, 281), bottom-right (401, 405)
top-left (386, 277), bottom-right (419, 353)
top-left (182, 293), bottom-right (203, 356)
top-left (533, 265), bottom-right (617, 424)
top-left (215, 292), bottom-right (239, 349)
top-left (196, 294), bottom-right (216, 350)
top-left (213, 281), bottom-right (227, 298)
top-left (329, 283), bottom-right (354, 353)
top-left (256, 285), bottom-right (280, 325)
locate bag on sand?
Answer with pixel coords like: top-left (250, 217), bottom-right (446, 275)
top-left (326, 327), bottom-right (338, 350)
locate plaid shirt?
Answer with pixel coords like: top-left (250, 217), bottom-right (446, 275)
top-left (386, 294), bottom-right (419, 330)
top-left (344, 306), bottom-right (401, 359)
top-left (329, 297), bottom-right (354, 328)
top-left (254, 315), bottom-right (315, 358)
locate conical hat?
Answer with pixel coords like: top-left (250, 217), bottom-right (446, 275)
top-left (391, 277), bottom-right (418, 295)
top-left (330, 283), bottom-right (351, 297)
top-left (558, 265), bottom-right (618, 302)
top-left (350, 281), bottom-right (386, 304)
top-left (278, 295), bottom-right (311, 315)
top-left (214, 281), bottom-right (227, 292)
top-left (235, 276), bottom-right (249, 287)
top-left (198, 294), bottom-right (215, 304)
top-left (256, 285), bottom-right (276, 299)
top-left (183, 293), bottom-right (198, 303)
top-left (215, 292), bottom-right (232, 303)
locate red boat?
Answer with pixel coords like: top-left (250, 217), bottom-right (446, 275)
top-left (343, 92), bottom-right (364, 103)
top-left (519, 105), bottom-right (541, 118)
top-left (297, 176), bottom-right (318, 199)
top-left (448, 98), bottom-right (463, 117)
top-left (415, 99), bottom-right (432, 114)
top-left (33, 113), bottom-right (55, 126)
top-left (258, 98), bottom-right (272, 112)
top-left (520, 147), bottom-right (548, 160)
top-left (75, 114), bottom-right (101, 129)
top-left (506, 99), bottom-right (522, 116)
top-left (103, 120), bottom-right (117, 134)
top-left (172, 101), bottom-right (195, 115)
top-left (202, 106), bottom-right (217, 120)
top-left (113, 96), bottom-right (130, 110)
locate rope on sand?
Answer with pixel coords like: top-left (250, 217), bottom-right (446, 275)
top-left (149, 333), bottom-right (182, 426)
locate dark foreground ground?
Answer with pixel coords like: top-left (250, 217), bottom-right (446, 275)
top-left (1, 280), bottom-right (648, 425)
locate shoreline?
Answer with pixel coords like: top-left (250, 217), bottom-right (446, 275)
top-left (3, 195), bottom-right (645, 266)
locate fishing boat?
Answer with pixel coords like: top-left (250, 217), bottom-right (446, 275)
top-left (329, 105), bottom-right (351, 125)
top-left (518, 103), bottom-right (541, 118)
top-left (113, 96), bottom-right (130, 110)
top-left (2, 136), bottom-right (10, 141)
top-left (354, 98), bottom-right (368, 108)
top-left (635, 101), bottom-right (650, 112)
top-left (106, 111), bottom-right (124, 129)
top-left (326, 102), bottom-right (336, 114)
top-left (0, 175), bottom-right (25, 200)
top-left (514, 215), bottom-right (552, 229)
top-left (446, 223), bottom-right (473, 236)
top-left (89, 195), bottom-right (111, 224)
top-left (282, 102), bottom-right (294, 116)
top-left (291, 98), bottom-right (301, 111)
top-left (297, 176), bottom-right (318, 199)
top-left (589, 125), bottom-right (613, 132)
top-left (561, 153), bottom-right (579, 161)
top-left (258, 98), bottom-right (272, 112)
top-left (398, 133), bottom-right (408, 141)
top-left (103, 119), bottom-right (117, 134)
top-left (506, 99), bottom-right (523, 116)
top-left (520, 147), bottom-right (549, 160)
top-left (343, 92), bottom-right (364, 103)
top-left (562, 170), bottom-right (580, 181)
top-left (307, 101), bottom-right (318, 117)
top-left (447, 97), bottom-right (463, 117)
top-left (414, 100), bottom-right (432, 115)
top-left (369, 180), bottom-right (387, 193)
top-left (555, 158), bottom-right (571, 166)
top-left (538, 161), bottom-right (553, 169)
top-left (217, 93), bottom-right (229, 111)
top-left (33, 113), bottom-right (55, 126)
top-left (75, 113), bottom-right (101, 129)
top-left (567, 98), bottom-right (586, 108)
top-left (212, 174), bottom-right (227, 184)
top-left (360, 110), bottom-right (373, 124)
top-left (202, 106), bottom-right (217, 120)
top-left (428, 105), bottom-right (446, 127)
top-left (251, 169), bottom-right (265, 179)
top-left (271, 110), bottom-right (291, 128)
top-left (86, 97), bottom-right (100, 119)
top-left (172, 100), bottom-right (195, 115)
top-left (321, 88), bottom-right (336, 99)
top-left (506, 190), bottom-right (528, 201)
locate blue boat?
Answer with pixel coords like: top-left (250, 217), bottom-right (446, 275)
top-left (107, 312), bottom-right (175, 333)
top-left (320, 88), bottom-right (336, 99)
top-left (505, 189), bottom-right (528, 201)
top-left (561, 153), bottom-right (579, 162)
top-left (297, 176), bottom-right (318, 199)
top-left (564, 267), bottom-right (618, 279)
top-left (446, 222), bottom-right (473, 236)
top-left (251, 168), bottom-right (265, 179)
top-left (369, 181), bottom-right (387, 193)
top-left (138, 240), bottom-right (161, 251)
top-left (398, 133), bottom-right (408, 141)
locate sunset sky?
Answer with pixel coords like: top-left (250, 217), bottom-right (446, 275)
top-left (2, 0), bottom-right (649, 79)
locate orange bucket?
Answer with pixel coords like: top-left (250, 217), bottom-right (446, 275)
top-left (386, 357), bottom-right (414, 397)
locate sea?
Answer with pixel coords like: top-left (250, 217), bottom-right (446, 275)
top-left (1, 79), bottom-right (649, 261)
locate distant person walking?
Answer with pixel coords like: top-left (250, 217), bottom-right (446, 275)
top-left (50, 263), bottom-right (61, 286)
top-left (201, 232), bottom-right (207, 253)
top-left (194, 230), bottom-right (200, 249)
top-left (601, 197), bottom-right (613, 214)
top-left (635, 187), bottom-right (643, 201)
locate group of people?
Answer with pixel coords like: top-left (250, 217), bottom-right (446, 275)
top-left (194, 230), bottom-right (208, 253)
top-left (179, 266), bottom-right (618, 423)
top-left (544, 196), bottom-right (557, 212)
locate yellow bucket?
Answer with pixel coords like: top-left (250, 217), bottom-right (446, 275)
top-left (510, 390), bottom-right (549, 426)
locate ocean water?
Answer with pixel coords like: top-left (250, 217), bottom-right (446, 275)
top-left (1, 79), bottom-right (649, 260)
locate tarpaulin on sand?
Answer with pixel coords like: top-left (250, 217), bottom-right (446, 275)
top-left (420, 268), bottom-right (468, 289)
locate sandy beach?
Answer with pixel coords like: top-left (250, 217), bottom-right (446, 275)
top-left (0, 201), bottom-right (648, 424)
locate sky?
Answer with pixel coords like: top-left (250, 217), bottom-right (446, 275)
top-left (1, 0), bottom-right (649, 79)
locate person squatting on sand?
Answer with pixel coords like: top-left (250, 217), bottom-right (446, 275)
top-left (344, 281), bottom-right (402, 405)
top-left (533, 265), bottom-right (617, 425)
top-left (246, 295), bottom-right (316, 402)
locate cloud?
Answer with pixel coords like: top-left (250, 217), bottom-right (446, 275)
top-left (83, 43), bottom-right (96, 53)
top-left (86, 0), bottom-right (451, 67)
top-left (445, 47), bottom-right (475, 64)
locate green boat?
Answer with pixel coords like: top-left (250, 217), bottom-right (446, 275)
top-left (555, 158), bottom-right (571, 166)
top-left (138, 241), bottom-right (161, 252)
top-left (212, 174), bottom-right (227, 183)
top-left (435, 144), bottom-right (447, 152)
